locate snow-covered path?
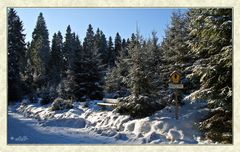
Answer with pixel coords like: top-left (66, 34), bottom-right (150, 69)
top-left (8, 96), bottom-right (214, 144)
top-left (8, 109), bottom-right (127, 144)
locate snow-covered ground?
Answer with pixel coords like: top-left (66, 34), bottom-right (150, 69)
top-left (8, 110), bottom-right (125, 144)
top-left (8, 94), bottom-right (215, 144)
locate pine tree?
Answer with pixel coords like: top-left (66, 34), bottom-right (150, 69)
top-left (83, 24), bottom-right (95, 53)
top-left (48, 31), bottom-right (63, 87)
top-left (24, 42), bottom-right (35, 99)
top-left (73, 34), bottom-right (82, 57)
top-left (69, 51), bottom-right (103, 100)
top-left (187, 8), bottom-right (232, 143)
top-left (106, 31), bottom-right (161, 99)
top-left (161, 10), bottom-right (190, 65)
top-left (94, 28), bottom-right (102, 50)
top-left (29, 12), bottom-right (50, 89)
top-left (94, 28), bottom-right (108, 66)
top-left (121, 38), bottom-right (128, 56)
top-left (68, 24), bottom-right (103, 100)
top-left (104, 39), bottom-right (131, 98)
top-left (107, 36), bottom-right (115, 68)
top-left (159, 10), bottom-right (192, 100)
top-left (62, 25), bottom-right (75, 77)
top-left (188, 8), bottom-right (232, 112)
top-left (8, 8), bottom-right (27, 101)
top-left (128, 31), bottom-right (150, 97)
top-left (116, 31), bottom-right (165, 118)
top-left (143, 31), bottom-right (163, 95)
top-left (114, 32), bottom-right (122, 65)
top-left (130, 33), bottom-right (136, 47)
top-left (71, 32), bottom-right (82, 63)
top-left (59, 27), bottom-right (82, 100)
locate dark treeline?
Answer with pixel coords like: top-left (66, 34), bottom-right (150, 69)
top-left (8, 8), bottom-right (232, 143)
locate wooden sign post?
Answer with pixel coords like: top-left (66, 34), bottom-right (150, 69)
top-left (169, 71), bottom-right (183, 120)
top-left (174, 90), bottom-right (179, 120)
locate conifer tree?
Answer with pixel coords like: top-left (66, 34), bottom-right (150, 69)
top-left (143, 31), bottom-right (163, 95)
top-left (83, 24), bottom-right (95, 52)
top-left (121, 38), bottom-right (128, 56)
top-left (29, 12), bottom-right (50, 89)
top-left (104, 39), bottom-right (131, 98)
top-left (48, 31), bottom-right (63, 87)
top-left (94, 28), bottom-right (108, 66)
top-left (107, 36), bottom-right (115, 68)
top-left (71, 32), bottom-right (82, 62)
top-left (69, 24), bottom-right (103, 100)
top-left (8, 8), bottom-right (27, 101)
top-left (24, 42), bottom-right (35, 99)
top-left (128, 31), bottom-right (150, 97)
top-left (187, 8), bottom-right (232, 143)
top-left (161, 10), bottom-right (190, 64)
top-left (115, 32), bottom-right (122, 53)
top-left (73, 34), bottom-right (82, 57)
top-left (116, 31), bottom-right (164, 118)
top-left (114, 32), bottom-right (122, 64)
top-left (59, 28), bottom-right (82, 99)
top-left (62, 25), bottom-right (74, 76)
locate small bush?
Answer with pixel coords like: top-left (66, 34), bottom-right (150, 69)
top-left (116, 95), bottom-right (166, 118)
top-left (63, 99), bottom-right (73, 109)
top-left (51, 97), bottom-right (73, 111)
top-left (51, 97), bottom-right (63, 111)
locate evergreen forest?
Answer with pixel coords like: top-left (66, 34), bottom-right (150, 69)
top-left (8, 8), bottom-right (232, 143)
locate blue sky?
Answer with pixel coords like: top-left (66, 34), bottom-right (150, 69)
top-left (14, 8), bottom-right (186, 44)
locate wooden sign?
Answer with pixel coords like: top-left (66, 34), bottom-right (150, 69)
top-left (169, 83), bottom-right (184, 89)
top-left (170, 71), bottom-right (181, 84)
top-left (169, 71), bottom-right (183, 120)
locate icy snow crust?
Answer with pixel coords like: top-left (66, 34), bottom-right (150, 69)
top-left (9, 94), bottom-right (214, 144)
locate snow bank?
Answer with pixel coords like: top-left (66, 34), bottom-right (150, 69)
top-left (14, 94), bottom-right (213, 144)
top-left (43, 118), bottom-right (86, 128)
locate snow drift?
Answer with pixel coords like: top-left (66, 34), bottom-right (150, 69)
top-left (11, 92), bottom-right (214, 144)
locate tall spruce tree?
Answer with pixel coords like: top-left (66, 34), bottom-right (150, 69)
top-left (73, 34), bottom-right (82, 57)
top-left (30, 12), bottom-right (50, 89)
top-left (83, 24), bottom-right (95, 53)
top-left (187, 8), bottom-right (232, 143)
top-left (128, 31), bottom-right (151, 97)
top-left (58, 29), bottom-right (82, 99)
top-left (104, 39), bottom-right (131, 98)
top-left (143, 31), bottom-right (163, 95)
top-left (113, 32), bottom-right (122, 65)
top-left (62, 25), bottom-right (75, 77)
top-left (48, 31), bottom-right (63, 87)
top-left (114, 32), bottom-right (122, 55)
top-left (8, 8), bottom-right (27, 101)
top-left (161, 10), bottom-right (190, 65)
top-left (24, 42), bottom-right (35, 99)
top-left (69, 24), bottom-right (103, 100)
top-left (116, 31), bottom-right (165, 118)
top-left (105, 31), bottom-right (161, 99)
top-left (121, 38), bottom-right (128, 56)
top-left (94, 28), bottom-right (108, 66)
top-left (71, 32), bottom-right (82, 63)
top-left (107, 36), bottom-right (115, 68)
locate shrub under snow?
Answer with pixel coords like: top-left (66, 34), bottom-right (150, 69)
top-left (51, 97), bottom-right (73, 111)
top-left (116, 95), bottom-right (166, 118)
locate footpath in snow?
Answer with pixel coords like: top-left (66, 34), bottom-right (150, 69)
top-left (8, 108), bottom-right (129, 144)
top-left (8, 94), bottom-right (214, 144)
